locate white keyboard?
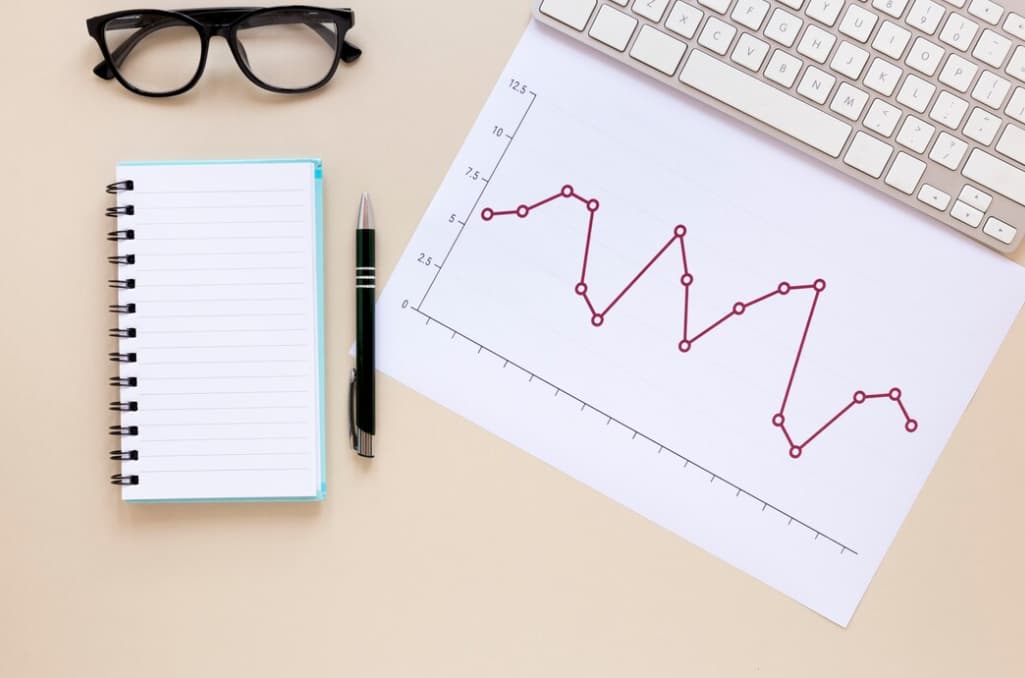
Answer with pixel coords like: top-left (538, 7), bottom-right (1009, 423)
top-left (536, 0), bottom-right (1025, 253)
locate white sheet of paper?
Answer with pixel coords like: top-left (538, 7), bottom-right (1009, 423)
top-left (376, 23), bottom-right (1025, 625)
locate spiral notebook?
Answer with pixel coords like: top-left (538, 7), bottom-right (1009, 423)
top-left (107, 159), bottom-right (326, 502)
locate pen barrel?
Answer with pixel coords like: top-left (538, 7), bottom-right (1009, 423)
top-left (355, 229), bottom-right (375, 436)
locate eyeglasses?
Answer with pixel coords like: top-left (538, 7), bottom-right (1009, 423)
top-left (86, 6), bottom-right (362, 97)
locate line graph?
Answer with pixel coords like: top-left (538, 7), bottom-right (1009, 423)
top-left (481, 185), bottom-right (918, 458)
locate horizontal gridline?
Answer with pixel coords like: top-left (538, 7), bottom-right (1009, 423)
top-left (143, 405), bottom-right (309, 412)
top-left (136, 343), bottom-right (308, 350)
top-left (142, 451), bottom-right (308, 458)
top-left (132, 266), bottom-right (306, 273)
top-left (137, 235), bottom-right (306, 241)
top-left (142, 328), bottom-right (306, 335)
top-left (139, 374), bottom-right (308, 381)
top-left (140, 204), bottom-right (306, 210)
top-left (141, 359), bottom-right (308, 365)
top-left (142, 390), bottom-right (310, 396)
top-left (135, 467), bottom-right (310, 474)
top-left (139, 282), bottom-right (307, 288)
top-left (132, 188), bottom-right (306, 195)
top-left (140, 420), bottom-right (306, 427)
top-left (130, 220), bottom-right (303, 225)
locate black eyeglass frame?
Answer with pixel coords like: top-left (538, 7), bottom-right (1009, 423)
top-left (86, 6), bottom-right (362, 97)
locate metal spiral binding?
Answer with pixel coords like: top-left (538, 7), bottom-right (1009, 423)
top-left (108, 179), bottom-right (139, 488)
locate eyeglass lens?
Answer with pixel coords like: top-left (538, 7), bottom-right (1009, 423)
top-left (235, 9), bottom-right (341, 91)
top-left (103, 13), bottom-right (203, 95)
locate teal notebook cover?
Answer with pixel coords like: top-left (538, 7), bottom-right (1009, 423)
top-left (111, 158), bottom-right (323, 502)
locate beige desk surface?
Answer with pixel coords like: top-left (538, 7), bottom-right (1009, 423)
top-left (2, 1), bottom-right (1024, 676)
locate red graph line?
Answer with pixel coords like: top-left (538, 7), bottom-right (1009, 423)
top-left (481, 185), bottom-right (918, 459)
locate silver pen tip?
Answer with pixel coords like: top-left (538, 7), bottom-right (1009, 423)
top-left (357, 192), bottom-right (374, 230)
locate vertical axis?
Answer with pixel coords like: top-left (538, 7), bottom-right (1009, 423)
top-left (417, 91), bottom-right (537, 309)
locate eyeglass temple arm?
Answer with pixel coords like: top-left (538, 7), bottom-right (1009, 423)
top-left (93, 14), bottom-right (361, 80)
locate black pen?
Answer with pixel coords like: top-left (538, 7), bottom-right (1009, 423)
top-left (350, 192), bottom-right (375, 457)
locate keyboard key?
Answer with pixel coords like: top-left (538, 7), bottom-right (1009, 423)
top-left (798, 25), bottom-right (836, 63)
top-left (906, 37), bottom-right (945, 76)
top-left (983, 216), bottom-right (1016, 244)
top-left (929, 91), bottom-right (970, 127)
top-left (844, 132), bottom-right (894, 178)
top-left (666, 2), bottom-right (704, 38)
top-left (732, 33), bottom-right (771, 71)
top-left (938, 13), bottom-right (979, 50)
top-left (634, 0), bottom-right (672, 22)
top-left (938, 53), bottom-right (978, 91)
top-left (873, 21), bottom-right (912, 59)
top-left (807, 0), bottom-right (844, 26)
top-left (697, 0), bottom-right (730, 12)
top-left (765, 49), bottom-right (802, 88)
top-left (731, 0), bottom-right (770, 30)
top-left (968, 0), bottom-right (1002, 24)
top-left (776, 0), bottom-right (804, 9)
top-left (630, 25), bottom-right (686, 75)
top-left (1008, 88), bottom-right (1025, 123)
top-left (830, 83), bottom-right (870, 120)
top-left (865, 58), bottom-right (902, 96)
top-left (865, 99), bottom-right (902, 136)
top-left (930, 131), bottom-right (969, 168)
top-left (972, 71), bottom-right (1011, 108)
top-left (631, 0), bottom-right (672, 21)
top-left (831, 41), bottom-right (869, 79)
top-left (540, 0), bottom-right (597, 30)
top-left (996, 124), bottom-right (1025, 166)
top-left (698, 17), bottom-right (737, 54)
top-left (897, 115), bottom-right (936, 152)
top-left (917, 184), bottom-right (951, 210)
top-left (1008, 47), bottom-right (1025, 84)
top-left (679, 50), bottom-right (852, 157)
top-left (589, 5), bottom-right (637, 51)
top-left (906, 0), bottom-right (946, 34)
top-left (959, 185), bottom-right (993, 211)
top-left (839, 4), bottom-right (878, 42)
top-left (1006, 12), bottom-right (1025, 39)
top-left (963, 149), bottom-right (1025, 206)
top-left (898, 74), bottom-right (937, 113)
top-left (944, 0), bottom-right (967, 8)
top-left (874, 0), bottom-right (910, 18)
top-left (765, 9), bottom-right (803, 47)
top-left (964, 107), bottom-right (1001, 144)
top-left (951, 200), bottom-right (984, 227)
top-left (798, 66), bottom-right (837, 104)
top-left (885, 152), bottom-right (927, 193)
top-left (972, 29), bottom-right (1011, 68)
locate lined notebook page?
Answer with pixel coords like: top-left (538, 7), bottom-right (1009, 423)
top-left (114, 160), bottom-right (324, 501)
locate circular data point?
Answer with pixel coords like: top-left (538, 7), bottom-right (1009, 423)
top-left (853, 391), bottom-right (866, 404)
top-left (733, 302), bottom-right (746, 315)
top-left (814, 279), bottom-right (827, 292)
top-left (591, 314), bottom-right (604, 327)
top-left (561, 184), bottom-right (574, 197)
top-left (678, 340), bottom-right (691, 353)
top-left (586, 199), bottom-right (600, 212)
top-left (574, 282), bottom-right (588, 295)
top-left (889, 388), bottom-right (902, 400)
top-left (681, 273), bottom-right (694, 287)
top-left (772, 413), bottom-right (785, 427)
top-left (778, 282), bottom-right (791, 295)
top-left (674, 225), bottom-right (687, 237)
top-left (906, 420), bottom-right (918, 433)
top-left (516, 205), bottom-right (529, 218)
top-left (789, 446), bottom-right (803, 459)
top-left (481, 208), bottom-right (494, 221)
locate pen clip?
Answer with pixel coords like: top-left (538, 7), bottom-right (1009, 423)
top-left (348, 368), bottom-right (359, 452)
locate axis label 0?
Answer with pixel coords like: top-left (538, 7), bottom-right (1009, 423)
top-left (482, 185), bottom-right (918, 458)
